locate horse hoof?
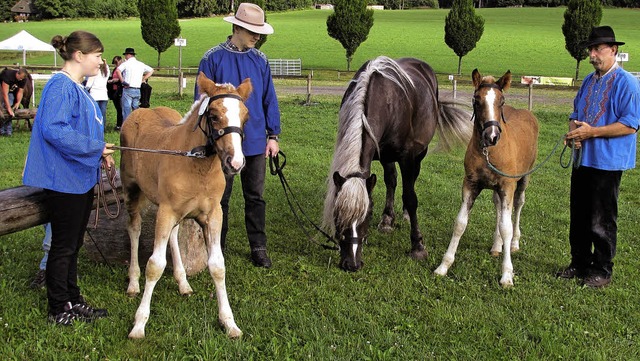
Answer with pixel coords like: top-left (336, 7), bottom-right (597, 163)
top-left (511, 246), bottom-right (520, 253)
top-left (410, 249), bottom-right (428, 261)
top-left (227, 327), bottom-right (243, 339)
top-left (490, 251), bottom-right (501, 257)
top-left (179, 285), bottom-right (194, 296)
top-left (500, 276), bottom-right (514, 288)
top-left (128, 328), bottom-right (145, 339)
top-left (126, 290), bottom-right (140, 298)
top-left (378, 224), bottom-right (393, 233)
top-left (433, 265), bottom-right (448, 276)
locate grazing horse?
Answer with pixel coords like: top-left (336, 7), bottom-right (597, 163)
top-left (322, 56), bottom-right (472, 271)
top-left (121, 72), bottom-right (252, 339)
top-left (434, 69), bottom-right (539, 287)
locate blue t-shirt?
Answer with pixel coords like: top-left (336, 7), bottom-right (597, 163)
top-left (23, 73), bottom-right (106, 194)
top-left (570, 66), bottom-right (640, 171)
top-left (195, 39), bottom-right (281, 157)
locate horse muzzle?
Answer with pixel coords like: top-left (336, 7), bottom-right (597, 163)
top-left (338, 237), bottom-right (363, 272)
top-left (481, 120), bottom-right (502, 147)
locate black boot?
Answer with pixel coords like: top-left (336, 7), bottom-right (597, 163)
top-left (250, 247), bottom-right (271, 268)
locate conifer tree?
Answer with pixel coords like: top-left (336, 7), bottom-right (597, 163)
top-left (562, 0), bottom-right (602, 80)
top-left (139, 0), bottom-right (181, 67)
top-left (327, 0), bottom-right (374, 71)
top-left (444, 0), bottom-right (484, 75)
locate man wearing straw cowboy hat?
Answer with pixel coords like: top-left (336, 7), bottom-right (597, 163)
top-left (558, 25), bottom-right (640, 288)
top-left (195, 3), bottom-right (280, 268)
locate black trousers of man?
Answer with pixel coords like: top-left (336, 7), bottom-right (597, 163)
top-left (569, 166), bottom-right (622, 278)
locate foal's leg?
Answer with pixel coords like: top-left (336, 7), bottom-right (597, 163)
top-left (510, 176), bottom-right (529, 253)
top-left (378, 162), bottom-right (397, 233)
top-left (125, 188), bottom-right (144, 297)
top-left (490, 191), bottom-right (504, 257)
top-left (129, 206), bottom-right (177, 339)
top-left (167, 223), bottom-right (193, 295)
top-left (434, 184), bottom-right (480, 276)
top-left (202, 209), bottom-right (241, 338)
top-left (496, 185), bottom-right (516, 288)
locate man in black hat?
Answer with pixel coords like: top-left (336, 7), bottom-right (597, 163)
top-left (114, 47), bottom-right (153, 121)
top-left (557, 26), bottom-right (640, 288)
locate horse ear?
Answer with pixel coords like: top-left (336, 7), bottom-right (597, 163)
top-left (472, 69), bottom-right (482, 89)
top-left (333, 171), bottom-right (346, 189)
top-left (366, 174), bottom-right (377, 193)
top-left (236, 78), bottom-right (253, 101)
top-left (197, 71), bottom-right (214, 96)
top-left (497, 70), bottom-right (512, 92)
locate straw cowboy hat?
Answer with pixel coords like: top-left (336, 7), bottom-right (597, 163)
top-left (583, 26), bottom-right (625, 48)
top-left (224, 3), bottom-right (274, 35)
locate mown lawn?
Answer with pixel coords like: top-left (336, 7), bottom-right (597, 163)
top-left (0, 72), bottom-right (639, 359)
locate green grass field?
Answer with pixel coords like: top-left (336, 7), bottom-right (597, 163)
top-left (1, 7), bottom-right (639, 78)
top-left (1, 8), bottom-right (640, 360)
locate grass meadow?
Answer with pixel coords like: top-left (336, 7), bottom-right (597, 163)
top-left (0, 7), bottom-right (639, 78)
top-left (1, 7), bottom-right (640, 361)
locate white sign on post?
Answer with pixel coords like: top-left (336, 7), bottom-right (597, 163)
top-left (616, 52), bottom-right (628, 63)
top-left (174, 38), bottom-right (187, 47)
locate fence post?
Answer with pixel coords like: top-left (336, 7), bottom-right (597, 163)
top-left (306, 73), bottom-right (312, 105)
top-left (528, 82), bottom-right (533, 111)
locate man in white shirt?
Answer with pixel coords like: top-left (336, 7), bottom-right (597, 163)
top-left (114, 48), bottom-right (154, 121)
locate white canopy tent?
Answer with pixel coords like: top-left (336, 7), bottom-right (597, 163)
top-left (0, 30), bottom-right (57, 66)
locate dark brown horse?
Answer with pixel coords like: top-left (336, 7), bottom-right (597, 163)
top-left (434, 69), bottom-right (539, 287)
top-left (121, 72), bottom-right (251, 338)
top-left (322, 56), bottom-right (472, 271)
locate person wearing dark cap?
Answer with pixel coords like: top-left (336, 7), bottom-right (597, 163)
top-left (114, 47), bottom-right (153, 121)
top-left (194, 3), bottom-right (280, 268)
top-left (557, 26), bottom-right (640, 288)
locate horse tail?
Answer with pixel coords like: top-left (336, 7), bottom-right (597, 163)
top-left (432, 98), bottom-right (473, 153)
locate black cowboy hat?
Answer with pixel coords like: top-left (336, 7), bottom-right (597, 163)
top-left (583, 26), bottom-right (625, 48)
top-left (123, 47), bottom-right (136, 55)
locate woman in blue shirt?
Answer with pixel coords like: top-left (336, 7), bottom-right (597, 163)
top-left (23, 30), bottom-right (115, 325)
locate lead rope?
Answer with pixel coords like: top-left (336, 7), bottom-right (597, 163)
top-left (92, 157), bottom-right (121, 229)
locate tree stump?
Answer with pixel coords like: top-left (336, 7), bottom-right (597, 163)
top-left (0, 108), bottom-right (37, 130)
top-left (83, 203), bottom-right (208, 276)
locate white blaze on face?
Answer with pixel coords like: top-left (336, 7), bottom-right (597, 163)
top-left (351, 221), bottom-right (358, 259)
top-left (223, 97), bottom-right (244, 170)
top-left (486, 88), bottom-right (497, 120)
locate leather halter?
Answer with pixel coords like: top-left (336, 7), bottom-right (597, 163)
top-left (192, 93), bottom-right (245, 157)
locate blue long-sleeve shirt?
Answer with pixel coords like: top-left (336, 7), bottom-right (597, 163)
top-left (195, 39), bottom-right (281, 157)
top-left (23, 73), bottom-right (106, 194)
top-left (570, 66), bottom-right (640, 171)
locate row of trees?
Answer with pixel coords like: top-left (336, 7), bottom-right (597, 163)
top-left (328, 0), bottom-right (604, 79)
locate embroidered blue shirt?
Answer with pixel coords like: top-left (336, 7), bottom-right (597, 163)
top-left (570, 66), bottom-right (640, 170)
top-left (195, 38), bottom-right (281, 156)
top-left (23, 73), bottom-right (106, 194)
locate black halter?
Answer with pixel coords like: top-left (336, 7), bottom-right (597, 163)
top-left (192, 93), bottom-right (245, 157)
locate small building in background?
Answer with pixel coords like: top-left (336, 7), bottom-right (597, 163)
top-left (11, 0), bottom-right (40, 22)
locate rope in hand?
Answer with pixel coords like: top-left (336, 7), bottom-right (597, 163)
top-left (92, 156), bottom-right (121, 228)
top-left (559, 138), bottom-right (582, 169)
top-left (269, 151), bottom-right (338, 250)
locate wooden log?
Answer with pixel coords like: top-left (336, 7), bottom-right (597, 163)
top-left (84, 204), bottom-right (208, 276)
top-left (0, 172), bottom-right (207, 276)
top-left (0, 178), bottom-right (122, 237)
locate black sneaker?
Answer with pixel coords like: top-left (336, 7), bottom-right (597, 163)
top-left (29, 269), bottom-right (46, 289)
top-left (48, 302), bottom-right (81, 326)
top-left (71, 302), bottom-right (108, 320)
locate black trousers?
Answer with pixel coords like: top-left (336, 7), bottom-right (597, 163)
top-left (569, 166), bottom-right (622, 277)
top-left (112, 94), bottom-right (123, 127)
top-left (220, 154), bottom-right (267, 251)
top-left (44, 188), bottom-right (94, 314)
